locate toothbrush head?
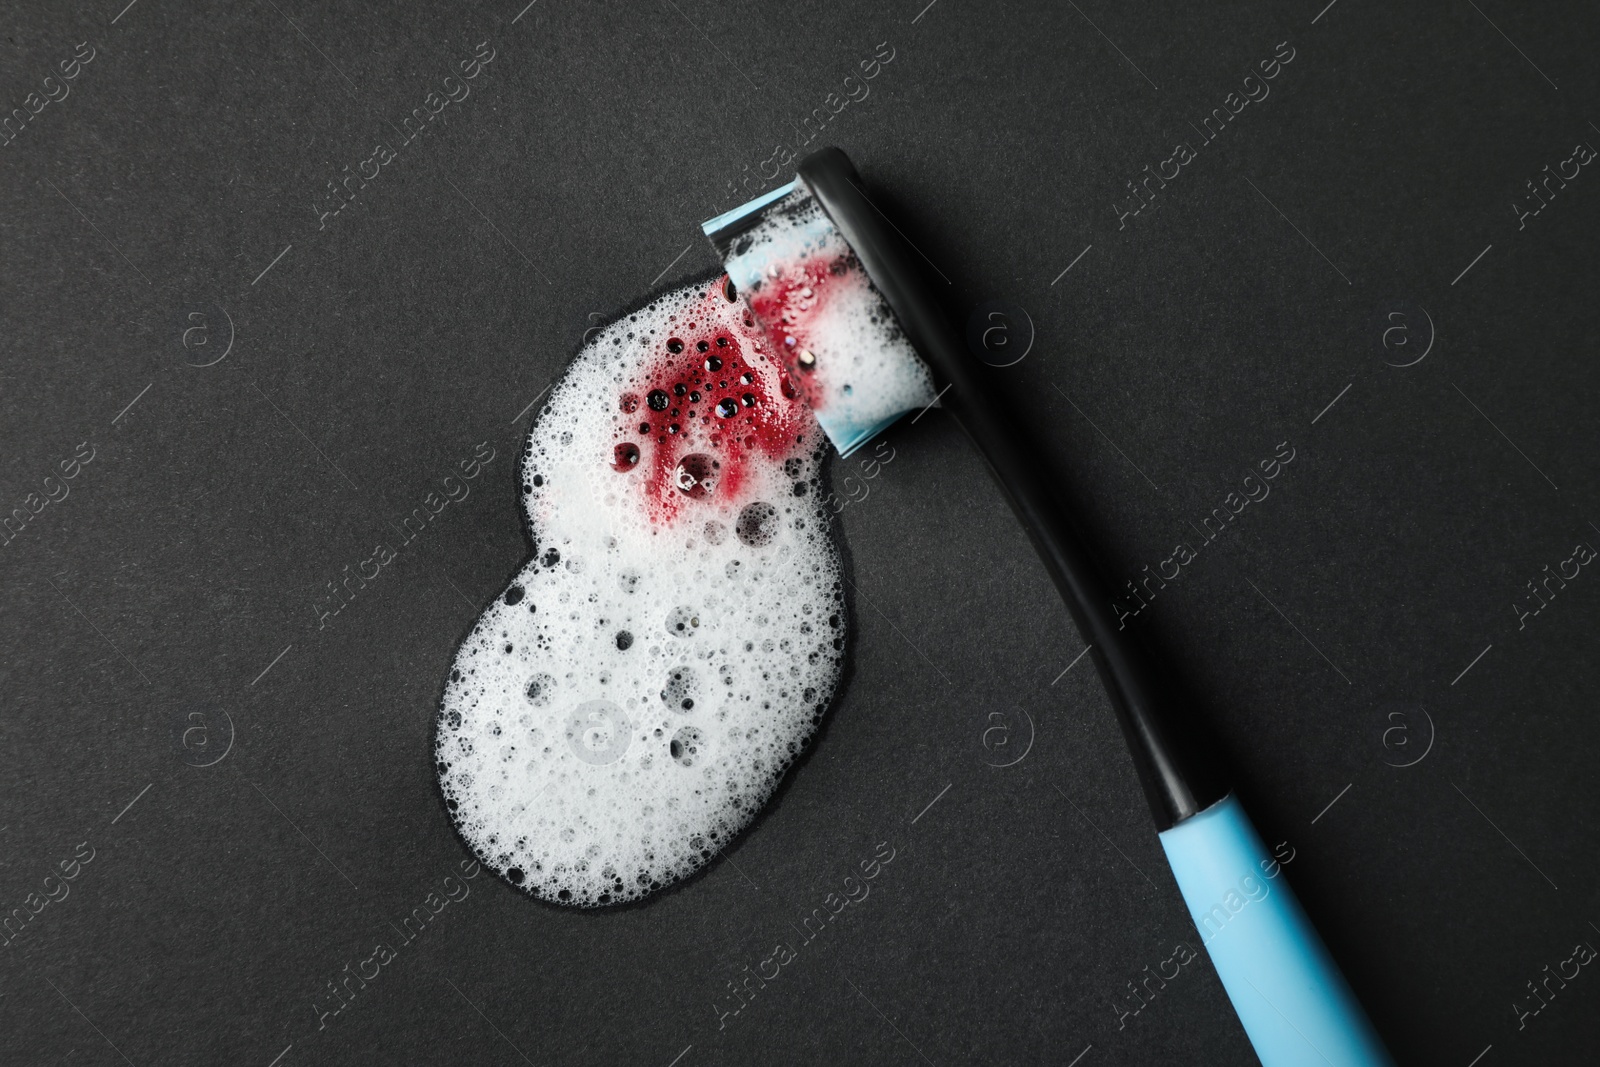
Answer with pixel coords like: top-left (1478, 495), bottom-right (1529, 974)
top-left (701, 163), bottom-right (938, 456)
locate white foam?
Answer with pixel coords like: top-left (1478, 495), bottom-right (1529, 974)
top-left (436, 276), bottom-right (846, 907)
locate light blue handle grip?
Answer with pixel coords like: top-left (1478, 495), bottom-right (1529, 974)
top-left (1158, 793), bottom-right (1393, 1066)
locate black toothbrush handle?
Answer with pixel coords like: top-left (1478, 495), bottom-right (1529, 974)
top-left (799, 148), bottom-right (1228, 830)
top-left (797, 149), bottom-right (1397, 1067)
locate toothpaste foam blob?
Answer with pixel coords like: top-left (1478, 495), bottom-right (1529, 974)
top-left (436, 274), bottom-right (846, 907)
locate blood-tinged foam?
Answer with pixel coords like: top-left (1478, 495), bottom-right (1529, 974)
top-left (620, 284), bottom-right (804, 524)
top-left (435, 274), bottom-right (845, 907)
top-left (740, 254), bottom-right (839, 412)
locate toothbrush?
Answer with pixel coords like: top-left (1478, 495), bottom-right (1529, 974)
top-left (702, 147), bottom-right (1394, 1067)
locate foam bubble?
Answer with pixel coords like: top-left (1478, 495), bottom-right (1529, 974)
top-left (436, 275), bottom-right (846, 907)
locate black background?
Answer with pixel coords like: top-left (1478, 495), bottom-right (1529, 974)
top-left (2, 0), bottom-right (1597, 1064)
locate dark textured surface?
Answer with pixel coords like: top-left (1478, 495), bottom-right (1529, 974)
top-left (2, 1), bottom-right (1597, 1064)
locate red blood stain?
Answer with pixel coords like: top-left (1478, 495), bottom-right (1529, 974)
top-left (740, 252), bottom-right (850, 413)
top-left (613, 277), bottom-right (810, 524)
